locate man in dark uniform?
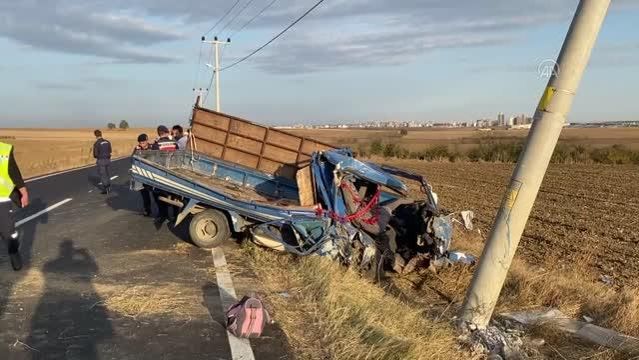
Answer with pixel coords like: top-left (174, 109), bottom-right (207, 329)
top-left (152, 126), bottom-right (178, 152)
top-left (151, 126), bottom-right (177, 224)
top-left (134, 134), bottom-right (153, 216)
top-left (93, 130), bottom-right (112, 194)
top-left (0, 141), bottom-right (29, 271)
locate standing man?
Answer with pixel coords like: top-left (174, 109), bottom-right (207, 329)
top-left (151, 126), bottom-right (177, 224)
top-left (0, 141), bottom-right (29, 271)
top-left (93, 130), bottom-right (112, 195)
top-left (134, 134), bottom-right (153, 217)
top-left (153, 126), bottom-right (178, 151)
top-left (172, 125), bottom-right (188, 150)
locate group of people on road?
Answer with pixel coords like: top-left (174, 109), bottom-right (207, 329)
top-left (0, 125), bottom-right (189, 271)
top-left (133, 125), bottom-right (188, 225)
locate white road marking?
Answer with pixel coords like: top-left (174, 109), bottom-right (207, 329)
top-left (15, 198), bottom-right (73, 228)
top-left (110, 175), bottom-right (119, 180)
top-left (26, 157), bottom-right (128, 183)
top-left (211, 248), bottom-right (255, 360)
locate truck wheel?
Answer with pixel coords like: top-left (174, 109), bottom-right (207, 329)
top-left (189, 209), bottom-right (230, 248)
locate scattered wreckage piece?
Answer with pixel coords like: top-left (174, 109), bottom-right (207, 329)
top-left (500, 309), bottom-right (639, 356)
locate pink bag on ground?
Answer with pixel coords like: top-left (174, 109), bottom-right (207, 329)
top-left (225, 296), bottom-right (270, 338)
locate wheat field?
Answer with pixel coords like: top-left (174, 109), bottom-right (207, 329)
top-left (0, 128), bottom-right (155, 178)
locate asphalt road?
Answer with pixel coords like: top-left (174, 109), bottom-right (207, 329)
top-left (0, 159), bottom-right (291, 360)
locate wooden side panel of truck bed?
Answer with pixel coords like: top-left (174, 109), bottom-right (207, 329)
top-left (190, 106), bottom-right (336, 180)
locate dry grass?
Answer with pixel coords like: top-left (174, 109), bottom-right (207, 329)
top-left (9, 269), bottom-right (201, 320)
top-left (0, 128), bottom-right (155, 178)
top-left (173, 241), bottom-right (194, 256)
top-left (245, 245), bottom-right (469, 360)
top-left (413, 227), bottom-right (639, 359)
top-left (101, 284), bottom-right (196, 319)
top-left (245, 224), bottom-right (639, 360)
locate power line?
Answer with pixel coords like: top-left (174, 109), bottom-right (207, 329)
top-left (229, 0), bottom-right (280, 39)
top-left (222, 0), bottom-right (326, 71)
top-left (192, 41), bottom-right (204, 89)
top-left (202, 0), bottom-right (241, 36)
top-left (219, 0), bottom-right (259, 37)
top-left (203, 70), bottom-right (215, 105)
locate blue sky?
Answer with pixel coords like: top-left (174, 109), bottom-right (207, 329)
top-left (0, 0), bottom-right (637, 127)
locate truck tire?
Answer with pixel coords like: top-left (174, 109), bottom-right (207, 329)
top-left (189, 209), bottom-right (231, 248)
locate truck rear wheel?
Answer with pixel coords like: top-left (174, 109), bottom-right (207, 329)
top-left (189, 209), bottom-right (230, 248)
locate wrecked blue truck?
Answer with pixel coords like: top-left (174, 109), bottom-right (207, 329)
top-left (130, 148), bottom-right (470, 275)
top-left (130, 104), bottom-right (471, 275)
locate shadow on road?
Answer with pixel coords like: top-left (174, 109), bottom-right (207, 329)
top-left (105, 183), bottom-right (144, 214)
top-left (26, 239), bottom-right (113, 359)
top-left (0, 198), bottom-right (48, 319)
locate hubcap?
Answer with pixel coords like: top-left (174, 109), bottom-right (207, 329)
top-left (197, 218), bottom-right (218, 240)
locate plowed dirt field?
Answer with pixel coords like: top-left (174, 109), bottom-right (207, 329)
top-left (386, 160), bottom-right (639, 286)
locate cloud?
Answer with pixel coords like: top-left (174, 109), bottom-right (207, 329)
top-left (37, 82), bottom-right (86, 91)
top-left (0, 1), bottom-right (185, 63)
top-left (235, 0), bottom-right (638, 74)
top-left (227, 0), bottom-right (573, 74)
top-left (256, 29), bottom-right (513, 74)
top-left (0, 0), bottom-right (636, 69)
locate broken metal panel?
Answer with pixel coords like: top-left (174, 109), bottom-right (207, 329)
top-left (251, 218), bottom-right (333, 256)
top-left (323, 150), bottom-right (408, 195)
top-left (429, 215), bottom-right (453, 257)
top-left (249, 149), bottom-right (474, 275)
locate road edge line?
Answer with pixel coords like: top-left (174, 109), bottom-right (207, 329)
top-left (15, 198), bottom-right (73, 227)
top-left (26, 157), bottom-right (129, 183)
top-left (211, 247), bottom-right (256, 360)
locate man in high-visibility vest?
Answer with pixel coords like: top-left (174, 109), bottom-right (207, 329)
top-left (0, 142), bottom-right (29, 271)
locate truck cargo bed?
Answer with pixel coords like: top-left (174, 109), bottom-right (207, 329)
top-left (190, 106), bottom-right (336, 180)
top-left (173, 168), bottom-right (301, 207)
top-left (130, 150), bottom-right (317, 223)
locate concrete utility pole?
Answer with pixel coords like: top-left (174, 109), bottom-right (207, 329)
top-left (460, 0), bottom-right (611, 328)
top-left (202, 36), bottom-right (231, 112)
top-left (192, 88), bottom-right (208, 107)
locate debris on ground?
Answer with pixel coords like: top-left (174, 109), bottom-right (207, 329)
top-left (599, 274), bottom-right (614, 286)
top-left (447, 251), bottom-right (477, 265)
top-left (500, 308), bottom-right (639, 357)
top-left (249, 149), bottom-right (475, 277)
top-left (457, 321), bottom-right (530, 359)
top-left (457, 210), bottom-right (475, 231)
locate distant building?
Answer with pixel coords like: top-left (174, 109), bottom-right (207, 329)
top-left (475, 119), bottom-right (492, 128)
top-left (497, 113), bottom-right (506, 126)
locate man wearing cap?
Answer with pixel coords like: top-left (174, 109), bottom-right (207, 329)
top-left (0, 141), bottom-right (29, 271)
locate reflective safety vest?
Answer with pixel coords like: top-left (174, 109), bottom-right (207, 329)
top-left (0, 142), bottom-right (15, 198)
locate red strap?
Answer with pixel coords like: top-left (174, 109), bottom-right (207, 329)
top-left (316, 185), bottom-right (381, 225)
